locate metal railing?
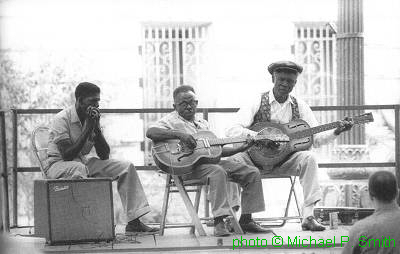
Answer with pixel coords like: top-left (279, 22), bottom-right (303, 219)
top-left (1, 105), bottom-right (399, 231)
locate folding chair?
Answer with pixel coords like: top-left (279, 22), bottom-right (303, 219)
top-left (159, 173), bottom-right (243, 236)
top-left (31, 126), bottom-right (50, 179)
top-left (257, 173), bottom-right (302, 227)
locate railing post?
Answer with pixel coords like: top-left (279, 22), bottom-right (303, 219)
top-left (395, 105), bottom-right (400, 205)
top-left (11, 109), bottom-right (18, 227)
top-left (201, 108), bottom-right (210, 218)
top-left (1, 111), bottom-right (10, 232)
top-left (202, 108), bottom-right (209, 121)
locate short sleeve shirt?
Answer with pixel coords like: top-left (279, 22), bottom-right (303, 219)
top-left (46, 106), bottom-right (95, 168)
top-left (149, 111), bottom-right (210, 134)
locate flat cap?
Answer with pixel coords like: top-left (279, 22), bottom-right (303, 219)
top-left (267, 61), bottom-right (303, 74)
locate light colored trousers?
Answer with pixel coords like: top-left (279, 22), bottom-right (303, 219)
top-left (182, 159), bottom-right (265, 218)
top-left (232, 150), bottom-right (322, 217)
top-left (46, 157), bottom-right (151, 222)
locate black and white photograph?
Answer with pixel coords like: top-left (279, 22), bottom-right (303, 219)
top-left (1, 0), bottom-right (400, 253)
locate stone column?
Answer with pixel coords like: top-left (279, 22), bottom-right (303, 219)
top-left (337, 0), bottom-right (365, 146)
top-left (332, 0), bottom-right (368, 207)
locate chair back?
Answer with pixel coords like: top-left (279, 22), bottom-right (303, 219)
top-left (31, 126), bottom-right (50, 178)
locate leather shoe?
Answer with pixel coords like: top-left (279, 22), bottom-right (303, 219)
top-left (225, 216), bottom-right (235, 233)
top-left (240, 220), bottom-right (273, 234)
top-left (125, 220), bottom-right (159, 235)
top-left (214, 221), bottom-right (232, 237)
top-left (301, 216), bottom-right (326, 231)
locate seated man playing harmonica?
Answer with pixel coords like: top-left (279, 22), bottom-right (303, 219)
top-left (45, 82), bottom-right (158, 235)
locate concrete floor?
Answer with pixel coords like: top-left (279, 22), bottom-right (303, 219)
top-left (2, 221), bottom-right (349, 253)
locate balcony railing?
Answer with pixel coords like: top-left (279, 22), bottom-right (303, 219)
top-left (1, 105), bottom-right (399, 232)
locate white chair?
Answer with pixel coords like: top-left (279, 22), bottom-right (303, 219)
top-left (31, 126), bottom-right (50, 179)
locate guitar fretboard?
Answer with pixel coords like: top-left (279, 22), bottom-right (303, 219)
top-left (289, 117), bottom-right (369, 139)
top-left (289, 122), bottom-right (341, 139)
top-left (207, 134), bottom-right (283, 146)
top-left (208, 137), bottom-right (247, 146)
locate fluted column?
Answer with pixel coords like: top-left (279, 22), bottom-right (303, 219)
top-left (337, 0), bottom-right (365, 146)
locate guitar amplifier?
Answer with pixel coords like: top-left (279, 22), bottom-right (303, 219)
top-left (34, 178), bottom-right (115, 245)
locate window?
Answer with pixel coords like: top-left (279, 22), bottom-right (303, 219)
top-left (140, 23), bottom-right (210, 164)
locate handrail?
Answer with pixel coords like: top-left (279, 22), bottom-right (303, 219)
top-left (0, 111), bottom-right (10, 232)
top-left (1, 104), bottom-right (399, 231)
top-left (8, 104), bottom-right (400, 114)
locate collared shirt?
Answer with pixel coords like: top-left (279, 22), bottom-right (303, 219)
top-left (46, 106), bottom-right (95, 169)
top-left (225, 89), bottom-right (336, 148)
top-left (342, 203), bottom-right (400, 254)
top-left (149, 111), bottom-right (210, 134)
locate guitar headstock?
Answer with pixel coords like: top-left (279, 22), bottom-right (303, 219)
top-left (352, 112), bottom-right (374, 125)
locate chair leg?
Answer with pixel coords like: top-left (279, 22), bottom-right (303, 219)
top-left (172, 175), bottom-right (207, 236)
top-left (291, 176), bottom-right (303, 222)
top-left (203, 184), bottom-right (210, 218)
top-left (258, 176), bottom-right (302, 227)
top-left (160, 174), bottom-right (172, 236)
top-left (189, 185), bottom-right (202, 235)
top-left (228, 209), bottom-right (244, 234)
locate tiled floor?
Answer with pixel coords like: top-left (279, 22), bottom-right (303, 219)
top-left (2, 222), bottom-right (350, 253)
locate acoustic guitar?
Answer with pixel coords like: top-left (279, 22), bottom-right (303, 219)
top-left (248, 112), bottom-right (374, 169)
top-left (152, 130), bottom-right (289, 175)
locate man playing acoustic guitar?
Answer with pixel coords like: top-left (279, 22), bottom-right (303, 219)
top-left (146, 85), bottom-right (271, 236)
top-left (226, 61), bottom-right (354, 231)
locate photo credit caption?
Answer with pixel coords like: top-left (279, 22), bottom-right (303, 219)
top-left (232, 235), bottom-right (350, 249)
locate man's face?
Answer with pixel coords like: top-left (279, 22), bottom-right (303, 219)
top-left (173, 91), bottom-right (198, 121)
top-left (272, 71), bottom-right (298, 98)
top-left (77, 93), bottom-right (100, 114)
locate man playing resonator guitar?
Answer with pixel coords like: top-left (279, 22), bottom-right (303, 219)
top-left (226, 61), bottom-right (355, 231)
top-left (146, 85), bottom-right (275, 236)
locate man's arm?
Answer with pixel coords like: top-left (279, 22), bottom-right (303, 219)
top-left (298, 100), bottom-right (353, 148)
top-left (225, 93), bottom-right (261, 138)
top-left (221, 140), bottom-right (254, 157)
top-left (93, 121), bottom-right (110, 160)
top-left (56, 118), bottom-right (95, 161)
top-left (146, 127), bottom-right (197, 149)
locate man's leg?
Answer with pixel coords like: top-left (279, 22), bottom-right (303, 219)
top-left (86, 157), bottom-right (156, 233)
top-left (226, 182), bottom-right (240, 212)
top-left (182, 163), bottom-right (232, 236)
top-left (46, 159), bottom-right (88, 179)
top-left (221, 155), bottom-right (271, 233)
top-left (273, 151), bottom-right (325, 231)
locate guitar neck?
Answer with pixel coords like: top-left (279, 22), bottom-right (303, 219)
top-left (289, 122), bottom-right (341, 139)
top-left (208, 137), bottom-right (246, 146)
top-left (289, 117), bottom-right (367, 139)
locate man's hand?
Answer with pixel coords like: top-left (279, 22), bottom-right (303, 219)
top-left (178, 133), bottom-right (197, 150)
top-left (82, 115), bottom-right (96, 132)
top-left (334, 117), bottom-right (353, 135)
top-left (85, 106), bottom-right (101, 134)
top-left (243, 135), bottom-right (256, 150)
top-left (232, 135), bottom-right (256, 153)
top-left (86, 106), bottom-right (100, 120)
top-left (255, 139), bottom-right (280, 149)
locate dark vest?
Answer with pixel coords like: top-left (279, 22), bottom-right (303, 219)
top-left (251, 91), bottom-right (300, 127)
